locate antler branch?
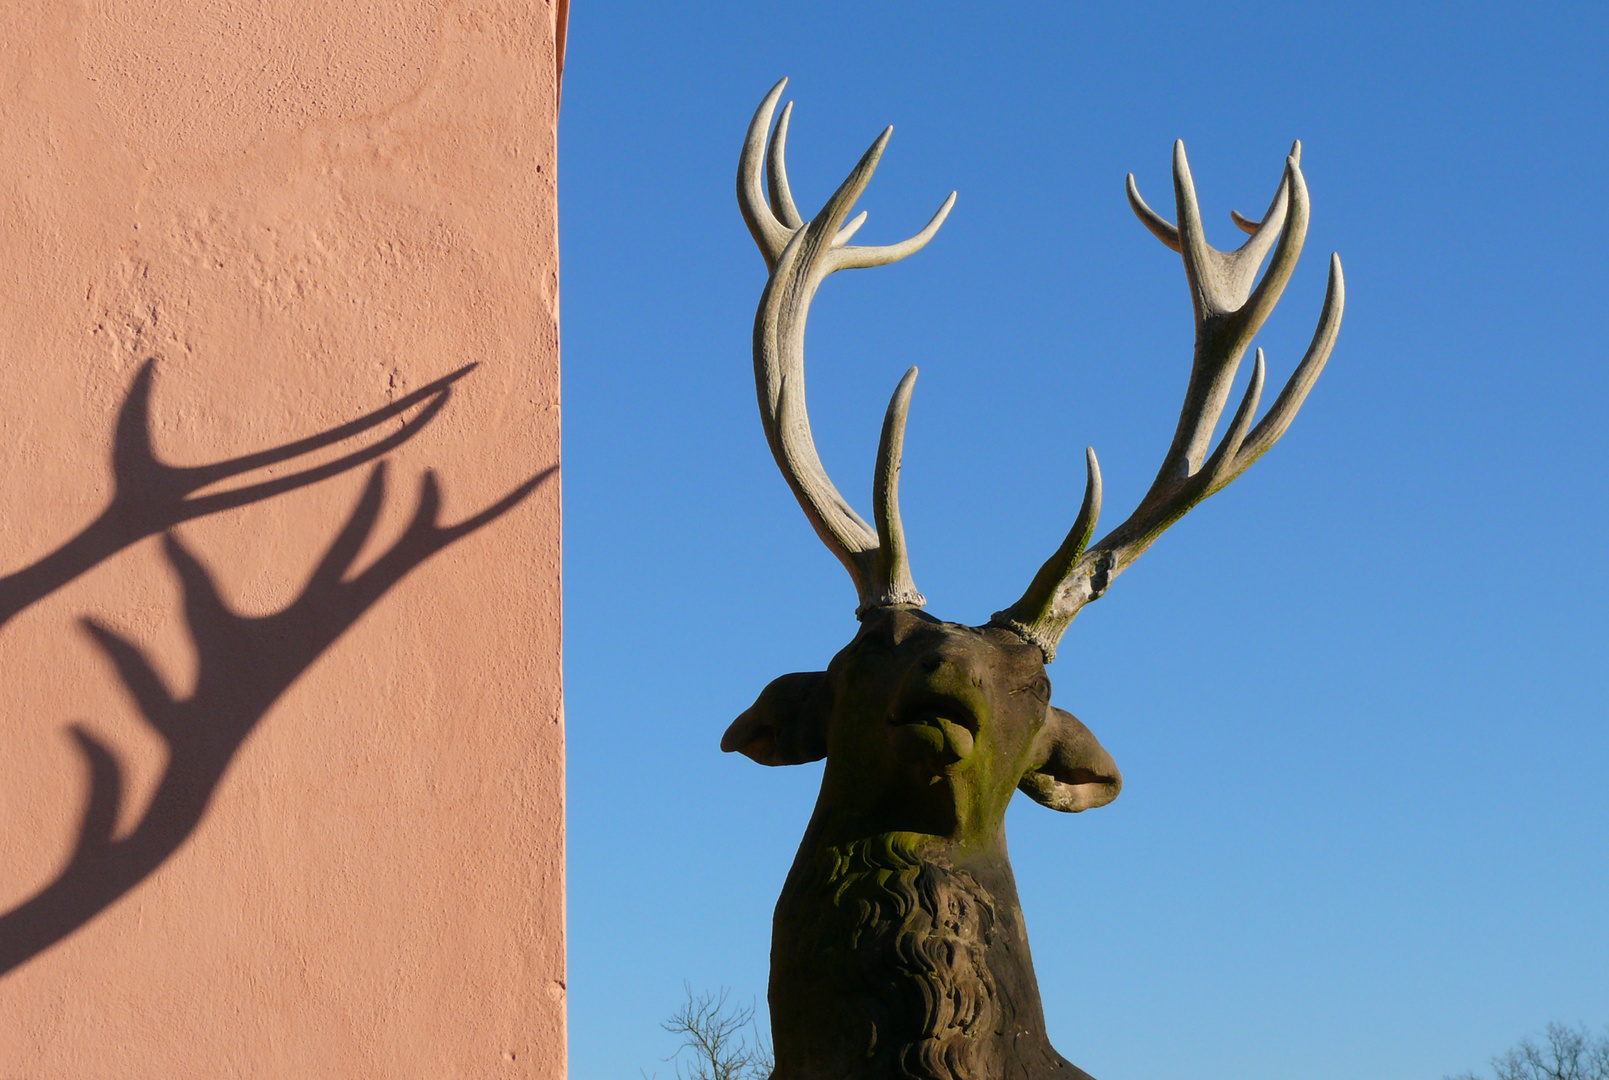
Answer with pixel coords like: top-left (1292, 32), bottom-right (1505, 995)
top-left (740, 79), bottom-right (955, 613)
top-left (993, 141), bottom-right (1344, 660)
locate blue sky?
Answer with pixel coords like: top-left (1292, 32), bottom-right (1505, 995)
top-left (559, 4), bottom-right (1609, 1077)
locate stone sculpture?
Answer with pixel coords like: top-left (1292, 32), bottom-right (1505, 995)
top-left (724, 79), bottom-right (1344, 1080)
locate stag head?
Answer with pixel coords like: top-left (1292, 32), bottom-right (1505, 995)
top-left (724, 607), bottom-right (1120, 844)
top-left (723, 79), bottom-right (1343, 1080)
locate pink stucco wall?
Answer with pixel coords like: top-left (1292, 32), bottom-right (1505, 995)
top-left (0, 2), bottom-right (566, 1075)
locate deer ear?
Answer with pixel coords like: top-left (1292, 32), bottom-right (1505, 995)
top-left (1019, 706), bottom-right (1122, 812)
top-left (721, 671), bottom-right (833, 766)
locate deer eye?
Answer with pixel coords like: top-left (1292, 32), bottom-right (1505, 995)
top-left (1017, 675), bottom-right (1051, 702)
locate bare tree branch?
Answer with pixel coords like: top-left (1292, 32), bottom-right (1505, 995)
top-left (1448, 1022), bottom-right (1609, 1080)
top-left (658, 985), bottom-right (773, 1080)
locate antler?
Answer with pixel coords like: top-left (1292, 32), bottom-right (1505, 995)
top-left (992, 140), bottom-right (1345, 660)
top-left (740, 79), bottom-right (956, 614)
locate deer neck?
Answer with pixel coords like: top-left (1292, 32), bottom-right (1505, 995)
top-left (766, 810), bottom-right (1070, 1080)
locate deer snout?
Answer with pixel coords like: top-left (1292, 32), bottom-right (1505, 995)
top-left (886, 648), bottom-right (990, 766)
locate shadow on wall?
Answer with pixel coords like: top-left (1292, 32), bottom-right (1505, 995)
top-left (0, 357), bottom-right (473, 630)
top-left (0, 361), bottom-right (552, 978)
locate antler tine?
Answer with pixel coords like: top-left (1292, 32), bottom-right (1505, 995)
top-left (871, 368), bottom-right (925, 612)
top-left (1237, 150), bottom-right (1309, 336)
top-left (1171, 141), bottom-right (1218, 321)
top-left (1222, 254), bottom-right (1345, 479)
top-left (832, 191), bottom-right (956, 270)
top-left (746, 83), bottom-right (953, 612)
top-left (1126, 172), bottom-right (1181, 251)
top-left (833, 211), bottom-right (869, 247)
top-left (992, 142), bottom-right (1340, 661)
top-left (989, 449), bottom-right (1102, 660)
top-left (1229, 140), bottom-right (1300, 259)
top-left (739, 78), bottom-right (796, 268)
top-left (768, 100), bottom-right (804, 230)
top-left (816, 127), bottom-right (895, 242)
top-left (1198, 348), bottom-right (1266, 493)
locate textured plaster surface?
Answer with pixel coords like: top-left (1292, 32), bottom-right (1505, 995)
top-left (0, 1), bottom-right (565, 1075)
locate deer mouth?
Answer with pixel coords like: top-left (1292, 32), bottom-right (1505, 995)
top-left (889, 699), bottom-right (978, 764)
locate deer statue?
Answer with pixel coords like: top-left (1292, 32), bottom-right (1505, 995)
top-left (722, 80), bottom-right (1344, 1080)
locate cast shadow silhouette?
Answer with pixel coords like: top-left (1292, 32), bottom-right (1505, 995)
top-left (0, 460), bottom-right (552, 977)
top-left (0, 357), bottom-right (474, 631)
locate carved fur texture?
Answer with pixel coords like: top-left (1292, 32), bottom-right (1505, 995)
top-left (783, 833), bottom-right (998, 1080)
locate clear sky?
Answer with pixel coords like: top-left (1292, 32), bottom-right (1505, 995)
top-left (559, 3), bottom-right (1609, 1077)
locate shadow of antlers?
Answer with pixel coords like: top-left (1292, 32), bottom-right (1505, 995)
top-left (0, 460), bottom-right (553, 977)
top-left (0, 358), bottom-right (473, 631)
